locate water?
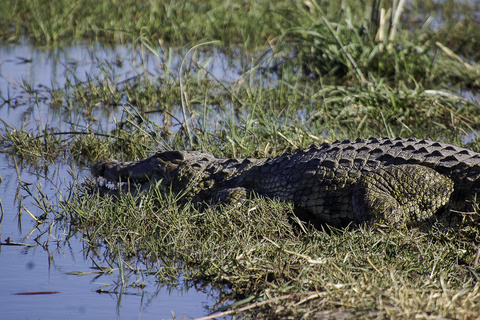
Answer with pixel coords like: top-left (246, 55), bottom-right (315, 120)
top-left (0, 42), bottom-right (232, 319)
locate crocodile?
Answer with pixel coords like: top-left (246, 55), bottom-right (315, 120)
top-left (91, 137), bottom-right (480, 228)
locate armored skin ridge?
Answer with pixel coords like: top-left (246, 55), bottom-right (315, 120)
top-left (91, 137), bottom-right (480, 228)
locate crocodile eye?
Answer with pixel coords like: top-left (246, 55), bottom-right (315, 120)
top-left (191, 163), bottom-right (203, 169)
top-left (91, 159), bottom-right (119, 177)
top-left (157, 151), bottom-right (184, 162)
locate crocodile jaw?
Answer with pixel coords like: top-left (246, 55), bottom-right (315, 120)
top-left (90, 156), bottom-right (170, 193)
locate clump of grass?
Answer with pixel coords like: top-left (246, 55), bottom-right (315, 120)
top-left (0, 122), bottom-right (70, 162)
top-left (0, 108), bottom-right (165, 166)
top-left (406, 0), bottom-right (480, 61)
top-left (276, 0), bottom-right (480, 91)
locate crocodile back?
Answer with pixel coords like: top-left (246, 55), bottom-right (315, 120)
top-left (272, 137), bottom-right (480, 188)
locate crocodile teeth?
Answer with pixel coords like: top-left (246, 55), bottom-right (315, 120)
top-left (95, 176), bottom-right (148, 191)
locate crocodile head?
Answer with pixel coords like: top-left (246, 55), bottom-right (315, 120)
top-left (91, 150), bottom-right (186, 194)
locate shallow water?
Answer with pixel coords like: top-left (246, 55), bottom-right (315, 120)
top-left (0, 42), bottom-right (233, 319)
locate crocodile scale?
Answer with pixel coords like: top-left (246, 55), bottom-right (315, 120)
top-left (91, 137), bottom-right (480, 228)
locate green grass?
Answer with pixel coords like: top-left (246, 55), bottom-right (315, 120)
top-left (282, 3), bottom-right (480, 90)
top-left (3, 0), bottom-right (479, 163)
top-left (2, 57), bottom-right (478, 164)
top-left (2, 0), bottom-right (480, 63)
top-left (54, 182), bottom-right (480, 318)
top-left (1, 0), bottom-right (286, 46)
top-left (2, 0), bottom-right (480, 318)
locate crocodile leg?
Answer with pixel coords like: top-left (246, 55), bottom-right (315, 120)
top-left (213, 187), bottom-right (248, 206)
top-left (352, 164), bottom-right (455, 227)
